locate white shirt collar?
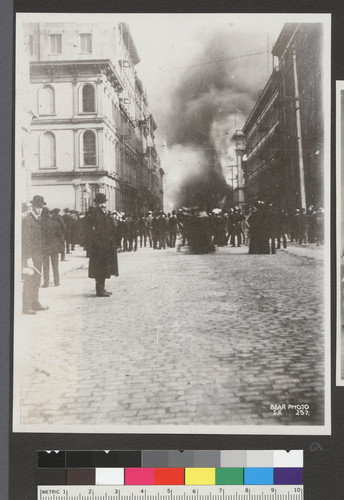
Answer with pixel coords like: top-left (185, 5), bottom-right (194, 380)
top-left (30, 209), bottom-right (40, 221)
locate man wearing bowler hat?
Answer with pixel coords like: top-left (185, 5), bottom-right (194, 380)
top-left (87, 193), bottom-right (118, 297)
top-left (50, 208), bottom-right (66, 261)
top-left (22, 195), bottom-right (49, 314)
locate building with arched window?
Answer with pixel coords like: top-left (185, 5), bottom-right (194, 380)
top-left (80, 84), bottom-right (96, 113)
top-left (81, 130), bottom-right (97, 165)
top-left (39, 131), bottom-right (56, 168)
top-left (38, 85), bottom-right (55, 115)
top-left (25, 22), bottom-right (164, 214)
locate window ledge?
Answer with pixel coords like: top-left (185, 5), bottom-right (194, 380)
top-left (79, 112), bottom-right (97, 115)
top-left (37, 114), bottom-right (57, 118)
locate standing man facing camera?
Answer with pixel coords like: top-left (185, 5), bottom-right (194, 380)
top-left (87, 193), bottom-right (119, 297)
top-left (22, 195), bottom-right (49, 314)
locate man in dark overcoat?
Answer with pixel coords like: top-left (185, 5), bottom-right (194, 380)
top-left (51, 208), bottom-right (66, 260)
top-left (22, 195), bottom-right (49, 314)
top-left (41, 207), bottom-right (63, 287)
top-left (62, 208), bottom-right (73, 254)
top-left (137, 215), bottom-right (148, 248)
top-left (152, 213), bottom-right (159, 249)
top-left (168, 210), bottom-right (179, 248)
top-left (87, 193), bottom-right (118, 297)
top-left (230, 207), bottom-right (245, 247)
top-left (158, 212), bottom-right (169, 249)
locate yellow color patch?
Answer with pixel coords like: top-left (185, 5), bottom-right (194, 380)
top-left (185, 468), bottom-right (216, 485)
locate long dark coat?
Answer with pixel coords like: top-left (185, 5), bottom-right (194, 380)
top-left (42, 217), bottom-right (64, 255)
top-left (87, 208), bottom-right (119, 279)
top-left (248, 209), bottom-right (270, 254)
top-left (22, 212), bottom-right (44, 266)
top-left (51, 214), bottom-right (66, 249)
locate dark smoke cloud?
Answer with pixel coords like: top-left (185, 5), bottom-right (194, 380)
top-left (164, 25), bottom-right (272, 209)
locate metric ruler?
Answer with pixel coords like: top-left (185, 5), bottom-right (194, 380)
top-left (38, 485), bottom-right (304, 500)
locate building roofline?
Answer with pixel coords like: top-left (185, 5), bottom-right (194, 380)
top-left (150, 114), bottom-right (157, 131)
top-left (119, 22), bottom-right (140, 66)
top-left (272, 23), bottom-right (299, 58)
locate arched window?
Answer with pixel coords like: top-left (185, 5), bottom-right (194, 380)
top-left (83, 130), bottom-right (97, 165)
top-left (40, 132), bottom-right (56, 168)
top-left (39, 85), bottom-right (55, 115)
top-left (82, 84), bottom-right (95, 113)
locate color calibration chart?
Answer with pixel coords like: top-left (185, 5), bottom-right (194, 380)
top-left (37, 450), bottom-right (303, 500)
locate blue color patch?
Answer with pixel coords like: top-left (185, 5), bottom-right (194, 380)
top-left (244, 467), bottom-right (274, 485)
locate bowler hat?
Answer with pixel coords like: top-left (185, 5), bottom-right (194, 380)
top-left (94, 193), bottom-right (107, 204)
top-left (31, 195), bottom-right (46, 207)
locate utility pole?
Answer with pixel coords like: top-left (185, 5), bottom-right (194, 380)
top-left (292, 48), bottom-right (307, 210)
top-left (232, 130), bottom-right (246, 212)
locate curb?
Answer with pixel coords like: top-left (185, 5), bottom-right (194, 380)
top-left (280, 246), bottom-right (323, 262)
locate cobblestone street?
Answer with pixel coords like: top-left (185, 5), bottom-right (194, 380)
top-left (16, 245), bottom-right (325, 428)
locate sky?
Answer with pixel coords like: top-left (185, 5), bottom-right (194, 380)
top-left (18, 13), bottom-right (329, 210)
top-left (119, 14), bottom-right (282, 209)
top-left (116, 14), bottom-right (283, 208)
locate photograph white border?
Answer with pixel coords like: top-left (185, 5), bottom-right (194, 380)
top-left (13, 12), bottom-right (332, 434)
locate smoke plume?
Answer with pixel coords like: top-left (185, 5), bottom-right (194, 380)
top-left (162, 25), bottom-right (272, 210)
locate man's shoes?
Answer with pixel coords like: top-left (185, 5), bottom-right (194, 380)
top-left (32, 304), bottom-right (49, 311)
top-left (41, 284), bottom-right (49, 288)
top-left (23, 308), bottom-right (37, 315)
top-left (96, 291), bottom-right (111, 297)
top-left (55, 283), bottom-right (60, 287)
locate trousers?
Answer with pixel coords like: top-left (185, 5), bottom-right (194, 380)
top-left (43, 253), bottom-right (60, 286)
top-left (23, 258), bottom-right (42, 311)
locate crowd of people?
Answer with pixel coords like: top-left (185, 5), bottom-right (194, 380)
top-left (106, 203), bottom-right (324, 255)
top-left (21, 193), bottom-right (325, 312)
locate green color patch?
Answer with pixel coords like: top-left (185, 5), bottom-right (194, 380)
top-left (215, 468), bottom-right (244, 485)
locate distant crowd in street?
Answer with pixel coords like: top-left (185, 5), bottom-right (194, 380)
top-left (105, 202), bottom-right (324, 255)
top-left (21, 194), bottom-right (325, 312)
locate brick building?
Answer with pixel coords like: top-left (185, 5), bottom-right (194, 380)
top-left (242, 23), bottom-right (324, 210)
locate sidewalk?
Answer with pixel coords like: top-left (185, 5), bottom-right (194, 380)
top-left (59, 246), bottom-right (89, 276)
top-left (281, 241), bottom-right (324, 261)
top-left (57, 242), bottom-right (324, 278)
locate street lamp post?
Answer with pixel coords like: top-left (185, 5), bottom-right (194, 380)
top-left (232, 129), bottom-right (247, 212)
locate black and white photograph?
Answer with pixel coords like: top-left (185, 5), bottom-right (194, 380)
top-left (337, 81), bottom-right (344, 386)
top-left (13, 12), bottom-right (331, 434)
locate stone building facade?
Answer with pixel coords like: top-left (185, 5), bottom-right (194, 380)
top-left (23, 22), bottom-right (164, 214)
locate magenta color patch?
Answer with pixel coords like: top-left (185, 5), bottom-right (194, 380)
top-left (125, 468), bottom-right (155, 485)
